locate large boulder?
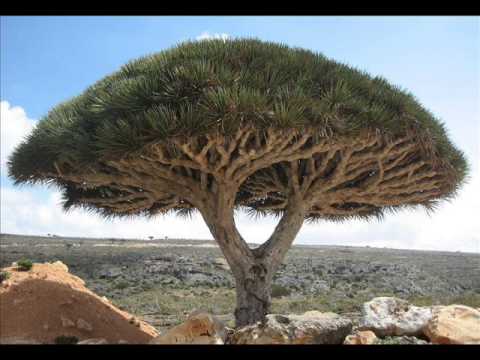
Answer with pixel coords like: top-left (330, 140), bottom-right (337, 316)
top-left (0, 262), bottom-right (158, 344)
top-left (230, 311), bottom-right (352, 344)
top-left (424, 305), bottom-right (480, 344)
top-left (358, 297), bottom-right (432, 337)
top-left (150, 311), bottom-right (228, 344)
top-left (344, 330), bottom-right (378, 345)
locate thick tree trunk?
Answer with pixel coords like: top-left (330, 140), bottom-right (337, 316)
top-left (234, 262), bottom-right (273, 327)
top-left (199, 191), bottom-right (306, 328)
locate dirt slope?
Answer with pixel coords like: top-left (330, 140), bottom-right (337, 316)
top-left (0, 261), bottom-right (158, 344)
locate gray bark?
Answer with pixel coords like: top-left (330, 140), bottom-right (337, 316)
top-left (200, 193), bottom-right (306, 327)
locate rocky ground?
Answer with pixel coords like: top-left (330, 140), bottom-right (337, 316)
top-left (1, 233), bottom-right (479, 332)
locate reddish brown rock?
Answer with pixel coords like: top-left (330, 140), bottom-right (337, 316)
top-left (150, 311), bottom-right (227, 344)
top-left (0, 262), bottom-right (159, 344)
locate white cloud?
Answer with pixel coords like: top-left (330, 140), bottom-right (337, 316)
top-left (0, 101), bottom-right (36, 175)
top-left (196, 32), bottom-right (230, 42)
top-left (2, 175), bottom-right (479, 252)
top-left (0, 186), bottom-right (213, 240)
top-left (0, 102), bottom-right (478, 253)
top-left (296, 174), bottom-right (480, 253)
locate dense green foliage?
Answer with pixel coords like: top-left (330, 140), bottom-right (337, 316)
top-left (8, 38), bottom-right (467, 187)
top-left (17, 258), bottom-right (33, 271)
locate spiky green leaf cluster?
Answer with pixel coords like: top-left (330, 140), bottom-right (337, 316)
top-left (8, 38), bottom-right (468, 220)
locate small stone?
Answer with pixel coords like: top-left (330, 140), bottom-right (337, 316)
top-left (77, 318), bottom-right (93, 332)
top-left (43, 323), bottom-right (49, 331)
top-left (376, 336), bottom-right (429, 345)
top-left (78, 338), bottom-right (108, 344)
top-left (344, 330), bottom-right (378, 345)
top-left (213, 258), bottom-right (230, 271)
top-left (61, 316), bottom-right (75, 328)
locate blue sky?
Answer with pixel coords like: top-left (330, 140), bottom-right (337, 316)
top-left (1, 16), bottom-right (479, 252)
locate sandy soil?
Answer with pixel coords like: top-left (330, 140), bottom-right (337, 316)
top-left (0, 262), bottom-right (159, 344)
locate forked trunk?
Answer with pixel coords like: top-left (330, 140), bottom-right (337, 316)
top-left (200, 194), bottom-right (305, 328)
top-left (234, 263), bottom-right (273, 328)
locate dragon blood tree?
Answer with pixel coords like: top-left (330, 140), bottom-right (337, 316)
top-left (8, 39), bottom-right (468, 327)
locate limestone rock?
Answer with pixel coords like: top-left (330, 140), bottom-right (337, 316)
top-left (230, 311), bottom-right (352, 344)
top-left (213, 257), bottom-right (230, 271)
top-left (51, 261), bottom-right (69, 273)
top-left (61, 316), bottom-right (75, 328)
top-left (358, 297), bottom-right (432, 337)
top-left (376, 336), bottom-right (429, 345)
top-left (77, 318), bottom-right (93, 332)
top-left (98, 267), bottom-right (122, 279)
top-left (424, 305), bottom-right (480, 344)
top-left (150, 312), bottom-right (227, 344)
top-left (344, 330), bottom-right (378, 345)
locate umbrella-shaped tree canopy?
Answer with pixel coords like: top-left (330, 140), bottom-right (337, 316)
top-left (8, 39), bottom-right (468, 327)
top-left (8, 39), bottom-right (467, 221)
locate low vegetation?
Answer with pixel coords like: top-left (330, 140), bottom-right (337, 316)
top-left (408, 292), bottom-right (480, 308)
top-left (271, 284), bottom-right (291, 298)
top-left (17, 259), bottom-right (33, 271)
top-left (114, 280), bottom-right (130, 290)
top-left (1, 234), bottom-right (478, 333)
top-left (54, 335), bottom-right (79, 344)
top-left (0, 271), bottom-right (10, 282)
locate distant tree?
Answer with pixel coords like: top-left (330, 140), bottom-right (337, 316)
top-left (148, 236), bottom-right (154, 240)
top-left (64, 242), bottom-right (73, 250)
top-left (7, 39), bottom-right (468, 327)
